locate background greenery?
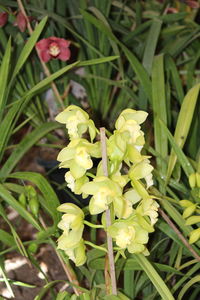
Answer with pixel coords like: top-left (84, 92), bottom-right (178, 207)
top-left (0, 0), bottom-right (199, 299)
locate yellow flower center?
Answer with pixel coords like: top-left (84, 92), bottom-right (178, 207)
top-left (116, 226), bottom-right (135, 248)
top-left (49, 43), bottom-right (60, 57)
top-left (95, 187), bottom-right (111, 208)
top-left (75, 147), bottom-right (92, 169)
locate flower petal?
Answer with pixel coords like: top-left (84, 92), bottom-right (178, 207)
top-left (58, 47), bottom-right (71, 61)
top-left (40, 50), bottom-right (51, 62)
top-left (0, 12), bottom-right (8, 27)
top-left (36, 38), bottom-right (50, 50)
top-left (16, 12), bottom-right (27, 32)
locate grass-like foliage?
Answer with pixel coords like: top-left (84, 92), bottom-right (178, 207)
top-left (0, 0), bottom-right (199, 299)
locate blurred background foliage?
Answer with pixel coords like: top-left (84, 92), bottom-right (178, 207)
top-left (0, 0), bottom-right (199, 299)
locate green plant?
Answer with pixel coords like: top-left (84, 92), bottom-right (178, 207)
top-left (0, 1), bottom-right (199, 299)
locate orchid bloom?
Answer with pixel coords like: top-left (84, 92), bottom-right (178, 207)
top-left (129, 158), bottom-right (154, 188)
top-left (64, 239), bottom-right (86, 266)
top-left (55, 105), bottom-right (97, 141)
top-left (65, 171), bottom-right (89, 198)
top-left (0, 12), bottom-right (8, 27)
top-left (57, 203), bottom-right (84, 250)
top-left (36, 37), bottom-right (71, 62)
top-left (57, 138), bottom-right (100, 179)
top-left (136, 198), bottom-right (159, 226)
top-left (108, 219), bottom-right (149, 254)
top-left (81, 176), bottom-right (123, 215)
top-left (115, 109), bottom-right (148, 145)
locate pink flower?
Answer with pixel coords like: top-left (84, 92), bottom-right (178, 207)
top-left (184, 0), bottom-right (199, 8)
top-left (36, 37), bottom-right (71, 62)
top-left (15, 11), bottom-right (27, 32)
top-left (0, 12), bottom-right (8, 27)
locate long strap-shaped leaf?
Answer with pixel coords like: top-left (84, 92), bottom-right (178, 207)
top-left (11, 16), bottom-right (48, 81)
top-left (166, 83), bottom-right (200, 181)
top-left (178, 275), bottom-right (200, 300)
top-left (0, 61), bottom-right (79, 163)
top-left (0, 184), bottom-right (41, 231)
top-left (0, 122), bottom-right (60, 179)
top-left (9, 172), bottom-right (60, 225)
top-left (0, 38), bottom-right (11, 121)
top-left (134, 254), bottom-right (175, 300)
top-left (80, 9), bottom-right (152, 102)
top-left (152, 54), bottom-right (168, 190)
top-left (159, 118), bottom-right (194, 177)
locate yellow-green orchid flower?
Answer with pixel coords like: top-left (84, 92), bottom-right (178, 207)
top-left (57, 203), bottom-right (84, 249)
top-left (108, 219), bottom-right (149, 254)
top-left (81, 176), bottom-right (122, 215)
top-left (64, 239), bottom-right (86, 266)
top-left (55, 105), bottom-right (97, 141)
top-left (115, 109), bottom-right (148, 145)
top-left (116, 109), bottom-right (148, 129)
top-left (136, 198), bottom-right (159, 226)
top-left (65, 171), bottom-right (89, 198)
top-left (129, 158), bottom-right (154, 188)
top-left (57, 138), bottom-right (100, 179)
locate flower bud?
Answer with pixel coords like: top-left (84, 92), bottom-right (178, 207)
top-left (196, 173), bottom-right (200, 188)
top-left (18, 193), bottom-right (26, 208)
top-left (29, 197), bottom-right (39, 218)
top-left (16, 11), bottom-right (27, 32)
top-left (182, 203), bottom-right (197, 219)
top-left (189, 173), bottom-right (196, 188)
top-left (0, 12), bottom-right (8, 27)
top-left (189, 228), bottom-right (200, 244)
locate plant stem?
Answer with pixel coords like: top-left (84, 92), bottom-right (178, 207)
top-left (100, 127), bottom-right (117, 295)
top-left (84, 241), bottom-right (108, 252)
top-left (84, 220), bottom-right (104, 228)
top-left (159, 208), bottom-right (200, 262)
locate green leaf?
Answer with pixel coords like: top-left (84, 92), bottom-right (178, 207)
top-left (152, 54), bottom-right (168, 183)
top-left (0, 184), bottom-right (41, 231)
top-left (0, 203), bottom-right (28, 257)
top-left (133, 254), bottom-right (175, 300)
top-left (11, 16), bottom-right (48, 80)
top-left (177, 275), bottom-right (200, 300)
top-left (159, 118), bottom-right (194, 177)
top-left (9, 172), bottom-right (60, 224)
top-left (0, 278), bottom-right (36, 288)
top-left (142, 19), bottom-right (162, 75)
top-left (80, 9), bottom-right (152, 102)
top-left (0, 266), bottom-right (14, 298)
top-left (165, 55), bottom-right (184, 104)
top-left (78, 56), bottom-right (119, 66)
top-left (0, 122), bottom-right (60, 179)
top-left (56, 291), bottom-right (71, 300)
top-left (0, 38), bottom-right (11, 121)
top-left (34, 280), bottom-right (66, 300)
top-left (0, 229), bottom-right (15, 247)
top-left (0, 61), bottom-right (79, 163)
top-left (26, 61), bottom-right (80, 96)
top-left (166, 83), bottom-right (200, 181)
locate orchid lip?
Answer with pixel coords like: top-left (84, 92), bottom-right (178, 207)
top-left (49, 43), bottom-right (61, 57)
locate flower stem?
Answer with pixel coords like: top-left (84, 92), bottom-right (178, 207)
top-left (84, 220), bottom-right (104, 228)
top-left (100, 127), bottom-right (117, 295)
top-left (84, 241), bottom-right (108, 253)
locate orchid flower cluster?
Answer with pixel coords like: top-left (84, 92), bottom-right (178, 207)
top-left (55, 105), bottom-right (159, 266)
